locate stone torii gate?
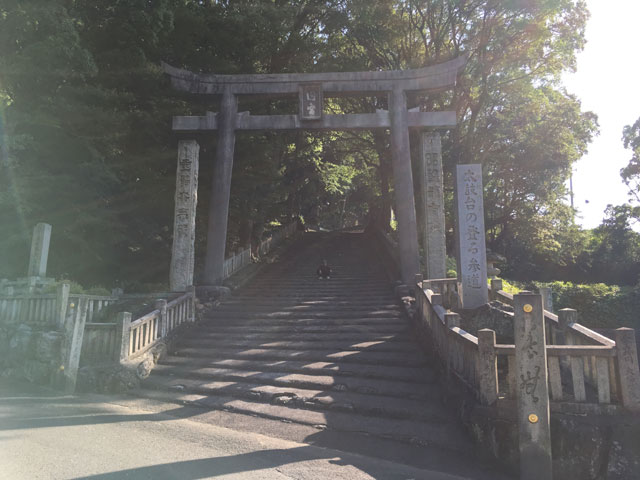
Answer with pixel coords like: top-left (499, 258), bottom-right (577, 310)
top-left (164, 56), bottom-right (467, 289)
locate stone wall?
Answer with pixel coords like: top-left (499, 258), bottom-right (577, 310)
top-left (466, 399), bottom-right (640, 480)
top-left (76, 341), bottom-right (168, 394)
top-left (0, 323), bottom-right (64, 384)
top-left (459, 301), bottom-right (515, 343)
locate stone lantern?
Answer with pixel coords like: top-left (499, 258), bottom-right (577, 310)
top-left (486, 250), bottom-right (506, 279)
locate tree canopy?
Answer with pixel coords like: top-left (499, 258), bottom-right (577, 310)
top-left (1, 0), bottom-right (618, 289)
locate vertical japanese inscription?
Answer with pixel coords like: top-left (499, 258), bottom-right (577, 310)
top-left (513, 293), bottom-right (552, 480)
top-left (455, 164), bottom-right (488, 308)
top-left (170, 140), bottom-right (199, 291)
top-left (299, 84), bottom-right (323, 120)
top-left (422, 132), bottom-right (447, 279)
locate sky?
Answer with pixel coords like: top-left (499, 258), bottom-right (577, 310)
top-left (561, 0), bottom-right (640, 229)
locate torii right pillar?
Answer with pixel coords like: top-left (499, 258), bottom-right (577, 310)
top-left (389, 87), bottom-right (421, 285)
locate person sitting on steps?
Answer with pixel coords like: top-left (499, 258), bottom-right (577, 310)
top-left (317, 259), bottom-right (331, 279)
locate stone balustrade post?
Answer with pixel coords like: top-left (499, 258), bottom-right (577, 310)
top-left (55, 282), bottom-right (70, 330)
top-left (539, 287), bottom-right (553, 313)
top-left (414, 274), bottom-right (424, 317)
top-left (155, 299), bottom-right (168, 338)
top-left (187, 285), bottom-right (196, 322)
top-left (614, 328), bottom-right (640, 412)
top-left (444, 313), bottom-right (461, 385)
top-left (116, 312), bottom-right (132, 362)
top-left (111, 287), bottom-right (124, 297)
top-left (478, 329), bottom-right (498, 405)
top-left (445, 312), bottom-right (461, 329)
top-left (61, 297), bottom-right (89, 393)
top-left (513, 292), bottom-right (552, 480)
top-left (557, 308), bottom-right (576, 372)
top-left (430, 293), bottom-right (442, 307)
top-left (490, 278), bottom-right (503, 301)
top-left (557, 308), bottom-right (576, 346)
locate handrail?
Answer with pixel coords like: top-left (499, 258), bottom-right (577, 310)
top-left (416, 279), bottom-right (639, 411)
top-left (130, 309), bottom-right (161, 327)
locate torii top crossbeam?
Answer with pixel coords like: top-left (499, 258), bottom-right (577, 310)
top-left (162, 55), bottom-right (467, 96)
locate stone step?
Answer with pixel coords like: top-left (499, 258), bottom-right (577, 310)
top-left (207, 309), bottom-right (403, 320)
top-left (245, 276), bottom-right (391, 283)
top-left (129, 387), bottom-right (474, 454)
top-left (240, 287), bottom-right (394, 294)
top-left (141, 375), bottom-right (448, 423)
top-left (172, 346), bottom-right (427, 367)
top-left (150, 363), bottom-right (438, 400)
top-left (219, 299), bottom-right (401, 308)
top-left (227, 294), bottom-right (397, 301)
top-left (177, 337), bottom-right (418, 353)
top-left (159, 356), bottom-right (433, 383)
top-left (195, 323), bottom-right (410, 335)
top-left (179, 331), bottom-right (412, 343)
top-left (202, 315), bottom-right (405, 326)
top-left (211, 304), bottom-right (402, 313)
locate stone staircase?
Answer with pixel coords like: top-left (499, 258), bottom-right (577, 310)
top-left (130, 232), bottom-right (509, 478)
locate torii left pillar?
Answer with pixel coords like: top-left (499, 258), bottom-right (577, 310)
top-left (204, 87), bottom-right (237, 285)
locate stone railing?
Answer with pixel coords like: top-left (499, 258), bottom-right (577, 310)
top-left (417, 276), bottom-right (640, 413)
top-left (222, 220), bottom-right (300, 280)
top-left (486, 278), bottom-right (632, 409)
top-left (423, 278), bottom-right (459, 310)
top-left (1, 282), bottom-right (196, 389)
top-left (80, 288), bottom-right (196, 367)
top-left (414, 284), bottom-right (491, 400)
top-left (80, 321), bottom-right (121, 367)
top-left (255, 220), bottom-right (299, 257)
top-left (0, 284), bottom-right (118, 329)
top-left (222, 248), bottom-right (252, 279)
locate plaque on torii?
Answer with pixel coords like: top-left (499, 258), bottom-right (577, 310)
top-left (163, 56), bottom-right (467, 288)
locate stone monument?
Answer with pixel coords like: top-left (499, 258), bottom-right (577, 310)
top-left (419, 131), bottom-right (447, 279)
top-left (27, 222), bottom-right (51, 278)
top-left (455, 164), bottom-right (488, 308)
top-left (169, 140), bottom-right (199, 291)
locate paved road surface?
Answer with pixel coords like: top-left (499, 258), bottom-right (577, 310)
top-left (0, 380), bottom-right (468, 480)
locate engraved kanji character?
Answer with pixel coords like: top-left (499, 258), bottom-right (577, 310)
top-left (468, 258), bottom-right (481, 273)
top-left (466, 225), bottom-right (480, 241)
top-left (463, 169), bottom-right (478, 183)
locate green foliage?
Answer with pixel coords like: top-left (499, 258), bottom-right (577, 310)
top-left (621, 116), bottom-right (640, 205)
top-left (445, 256), bottom-right (457, 279)
top-left (500, 279), bottom-right (521, 295)
top-left (547, 281), bottom-right (640, 330)
top-left (505, 278), bottom-right (640, 330)
top-left (0, 0), bottom-right (610, 290)
top-left (43, 279), bottom-right (109, 295)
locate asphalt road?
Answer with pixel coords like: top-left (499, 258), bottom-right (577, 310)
top-left (0, 380), bottom-right (468, 480)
